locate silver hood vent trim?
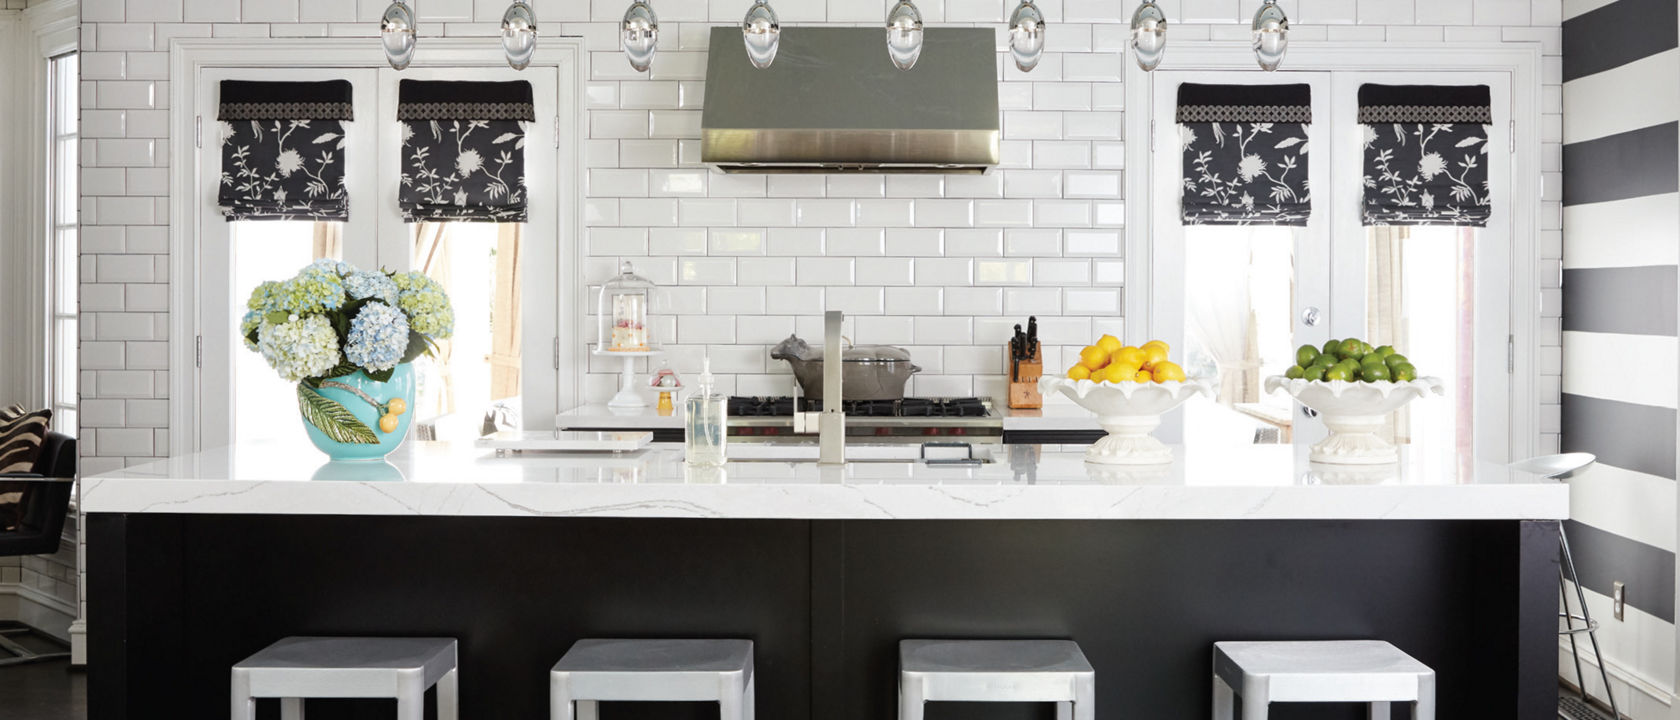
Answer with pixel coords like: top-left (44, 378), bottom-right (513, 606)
top-left (701, 27), bottom-right (1000, 174)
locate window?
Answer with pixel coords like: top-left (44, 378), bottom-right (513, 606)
top-left (46, 52), bottom-right (78, 432)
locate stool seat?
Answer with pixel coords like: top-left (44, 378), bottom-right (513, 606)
top-left (1212, 640), bottom-right (1433, 719)
top-left (550, 639), bottom-right (754, 720)
top-left (899, 639), bottom-right (1094, 720)
top-left (232, 636), bottom-right (458, 720)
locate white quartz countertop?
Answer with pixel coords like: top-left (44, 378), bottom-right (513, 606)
top-left (82, 441), bottom-right (1565, 521)
top-left (556, 402), bottom-right (1100, 431)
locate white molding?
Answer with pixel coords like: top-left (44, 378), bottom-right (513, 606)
top-left (0, 583), bottom-right (78, 642)
top-left (168, 37), bottom-right (588, 452)
top-left (1123, 41), bottom-right (1544, 461)
top-left (1558, 636), bottom-right (1677, 719)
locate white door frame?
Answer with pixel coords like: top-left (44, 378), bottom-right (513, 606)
top-left (169, 37), bottom-right (586, 454)
top-left (1125, 42), bottom-right (1542, 461)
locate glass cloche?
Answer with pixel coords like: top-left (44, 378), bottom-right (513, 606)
top-left (596, 261), bottom-right (656, 352)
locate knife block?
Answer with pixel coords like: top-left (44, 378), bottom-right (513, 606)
top-left (1007, 344), bottom-right (1043, 409)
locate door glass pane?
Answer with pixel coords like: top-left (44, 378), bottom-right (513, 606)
top-left (409, 221), bottom-right (524, 440)
top-left (232, 221), bottom-right (341, 446)
top-left (1365, 226), bottom-right (1475, 459)
top-left (1181, 226), bottom-right (1299, 451)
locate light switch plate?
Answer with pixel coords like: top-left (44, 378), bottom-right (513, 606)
top-left (1613, 582), bottom-right (1625, 621)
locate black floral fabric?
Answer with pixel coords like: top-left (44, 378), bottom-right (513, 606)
top-left (398, 80), bottom-right (534, 223)
top-left (1359, 85), bottom-right (1492, 227)
top-left (217, 80), bottom-right (352, 221)
top-left (1177, 83), bottom-right (1313, 226)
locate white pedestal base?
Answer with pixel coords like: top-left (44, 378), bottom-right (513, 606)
top-left (1085, 415), bottom-right (1174, 465)
top-left (1310, 414), bottom-right (1399, 465)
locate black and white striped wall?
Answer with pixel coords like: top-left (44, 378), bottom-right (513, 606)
top-left (1562, 0), bottom-right (1680, 712)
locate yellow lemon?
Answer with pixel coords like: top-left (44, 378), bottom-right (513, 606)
top-left (1134, 369), bottom-right (1153, 383)
top-left (1152, 361), bottom-right (1187, 382)
top-left (1078, 345), bottom-right (1110, 371)
top-left (1114, 346), bottom-right (1146, 368)
top-left (1106, 362), bottom-right (1139, 382)
top-left (1096, 334), bottom-right (1123, 354)
top-left (1142, 344), bottom-right (1169, 367)
top-left (1143, 339), bottom-right (1169, 353)
top-left (1067, 364), bottom-right (1091, 381)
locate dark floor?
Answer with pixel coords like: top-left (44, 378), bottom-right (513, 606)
top-left (0, 629), bottom-right (84, 720)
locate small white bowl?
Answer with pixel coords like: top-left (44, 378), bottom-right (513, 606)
top-left (1264, 376), bottom-right (1444, 465)
top-left (1039, 376), bottom-right (1214, 465)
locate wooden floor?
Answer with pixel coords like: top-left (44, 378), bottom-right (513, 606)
top-left (0, 624), bottom-right (84, 720)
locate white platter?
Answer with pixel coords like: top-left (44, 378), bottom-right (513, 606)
top-left (476, 431), bottom-right (654, 453)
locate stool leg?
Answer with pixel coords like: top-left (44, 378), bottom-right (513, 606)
top-left (1562, 529), bottom-right (1620, 719)
top-left (577, 700), bottom-right (600, 720)
top-left (396, 692), bottom-right (423, 720)
top-left (281, 698), bottom-right (304, 720)
top-left (231, 672), bottom-right (256, 720)
top-left (1212, 675), bottom-right (1235, 720)
top-left (1368, 701), bottom-right (1389, 719)
top-left (720, 679), bottom-right (745, 720)
top-left (1240, 683), bottom-right (1268, 720)
top-left (1056, 702), bottom-right (1072, 720)
top-left (436, 668), bottom-right (459, 720)
top-left (744, 672), bottom-right (756, 720)
top-left (898, 678), bottom-right (924, 720)
top-left (549, 677), bottom-right (574, 720)
top-left (1414, 673), bottom-right (1435, 720)
top-left (1072, 674), bottom-right (1095, 720)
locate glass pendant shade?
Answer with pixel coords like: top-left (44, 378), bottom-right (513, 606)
top-left (381, 1), bottom-right (417, 71)
top-left (622, 1), bottom-right (660, 73)
top-left (1252, 0), bottom-right (1289, 71)
top-left (1008, 0), bottom-right (1046, 72)
top-left (885, 0), bottom-right (924, 71)
top-left (1130, 1), bottom-right (1166, 72)
top-left (742, 0), bottom-right (780, 69)
top-left (501, 1), bottom-right (538, 70)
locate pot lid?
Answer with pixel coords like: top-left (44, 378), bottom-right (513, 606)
top-left (770, 335), bottom-right (913, 363)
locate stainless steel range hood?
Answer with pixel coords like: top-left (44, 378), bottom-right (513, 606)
top-left (701, 27), bottom-right (1000, 174)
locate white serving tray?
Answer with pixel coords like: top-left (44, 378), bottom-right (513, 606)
top-left (476, 431), bottom-right (654, 453)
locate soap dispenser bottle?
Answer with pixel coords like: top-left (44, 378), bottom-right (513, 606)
top-left (684, 358), bottom-right (727, 467)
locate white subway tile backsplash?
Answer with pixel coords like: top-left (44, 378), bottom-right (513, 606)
top-left (652, 169), bottom-right (708, 196)
top-left (1064, 230), bottom-right (1120, 256)
top-left (975, 259), bottom-right (1033, 285)
top-left (913, 317), bottom-right (973, 345)
top-left (975, 199), bottom-right (1034, 227)
top-left (857, 199), bottom-right (915, 227)
top-left (826, 228), bottom-right (884, 256)
top-left (739, 199), bottom-right (798, 227)
top-left (768, 175), bottom-right (826, 198)
top-left (825, 286), bottom-right (885, 315)
top-left (708, 287), bottom-right (767, 315)
top-left (1003, 111), bottom-right (1063, 140)
top-left (855, 315), bottom-right (917, 345)
top-left (826, 175), bottom-right (886, 198)
top-left (944, 287), bottom-right (1003, 316)
top-left (885, 228), bottom-right (943, 256)
top-left (679, 315), bottom-right (736, 344)
top-left (1003, 170), bottom-right (1064, 198)
top-left (738, 258), bottom-right (796, 285)
top-left (885, 175), bottom-right (944, 198)
top-left (679, 198), bottom-right (737, 225)
top-left (942, 174), bottom-right (1005, 199)
top-left (858, 257), bottom-right (915, 286)
top-left (797, 199), bottom-right (857, 227)
top-left (1033, 141), bottom-right (1092, 169)
top-left (944, 229), bottom-right (1005, 257)
top-left (795, 257), bottom-right (856, 285)
top-left (1006, 229), bottom-right (1061, 256)
top-left (915, 258), bottom-right (973, 285)
top-left (709, 228), bottom-right (767, 255)
top-left (679, 258), bottom-right (738, 285)
top-left (590, 169), bottom-right (650, 197)
top-left (884, 287), bottom-right (944, 317)
top-left (913, 199), bottom-right (974, 228)
top-left (767, 287), bottom-right (826, 315)
top-left (643, 227), bottom-right (700, 256)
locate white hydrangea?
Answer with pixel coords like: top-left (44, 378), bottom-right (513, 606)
top-left (258, 315), bottom-right (342, 382)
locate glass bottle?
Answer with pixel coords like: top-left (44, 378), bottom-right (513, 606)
top-left (684, 358), bottom-right (727, 467)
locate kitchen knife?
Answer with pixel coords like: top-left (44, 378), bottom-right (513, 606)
top-left (1026, 316), bottom-right (1038, 359)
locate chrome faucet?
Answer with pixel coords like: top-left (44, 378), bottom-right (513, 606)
top-left (791, 311), bottom-right (849, 464)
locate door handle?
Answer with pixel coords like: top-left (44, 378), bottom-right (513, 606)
top-left (1300, 306), bottom-right (1320, 327)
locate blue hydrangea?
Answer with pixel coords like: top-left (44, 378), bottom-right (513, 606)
top-left (257, 314), bottom-right (341, 382)
top-left (309, 258), bottom-right (353, 276)
top-left (275, 266), bottom-right (346, 313)
top-left (345, 302), bottom-right (410, 372)
top-left (344, 270), bottom-right (399, 305)
top-left (246, 281), bottom-right (282, 313)
top-left (392, 271), bottom-right (454, 339)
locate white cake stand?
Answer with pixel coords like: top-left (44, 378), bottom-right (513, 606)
top-left (1264, 376), bottom-right (1444, 465)
top-left (592, 346), bottom-right (663, 408)
top-left (1039, 376), bottom-right (1214, 465)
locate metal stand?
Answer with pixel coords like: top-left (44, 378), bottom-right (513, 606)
top-left (1559, 523), bottom-right (1618, 720)
top-left (0, 626), bottom-right (71, 667)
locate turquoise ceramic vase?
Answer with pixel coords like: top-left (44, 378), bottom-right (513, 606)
top-left (301, 363), bottom-right (417, 462)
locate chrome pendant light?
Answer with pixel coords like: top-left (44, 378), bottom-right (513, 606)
top-left (885, 0), bottom-right (924, 71)
top-left (501, 0), bottom-right (537, 70)
top-left (1007, 0), bottom-right (1045, 72)
top-left (1129, 1), bottom-right (1166, 72)
top-left (622, 0), bottom-right (660, 73)
top-left (1252, 0), bottom-right (1289, 71)
top-left (381, 0), bottom-right (417, 70)
top-left (742, 0), bottom-right (780, 69)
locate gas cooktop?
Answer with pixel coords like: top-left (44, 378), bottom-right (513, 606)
top-left (727, 396), bottom-right (992, 418)
top-left (724, 397), bottom-right (1003, 443)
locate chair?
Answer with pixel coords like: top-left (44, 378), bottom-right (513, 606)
top-left (898, 639), bottom-right (1094, 720)
top-left (1212, 640), bottom-right (1434, 719)
top-left (0, 431), bottom-right (76, 667)
top-left (1510, 452), bottom-right (1618, 720)
top-left (550, 638), bottom-right (754, 720)
top-left (231, 636), bottom-right (459, 720)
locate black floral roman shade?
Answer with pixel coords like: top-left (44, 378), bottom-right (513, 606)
top-left (217, 80), bottom-right (352, 221)
top-left (1178, 83), bottom-right (1312, 226)
top-left (1359, 84), bottom-right (1492, 226)
top-left (398, 80), bottom-right (533, 223)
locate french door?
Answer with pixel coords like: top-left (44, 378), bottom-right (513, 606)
top-left (197, 66), bottom-right (563, 450)
top-left (1149, 70), bottom-right (1513, 462)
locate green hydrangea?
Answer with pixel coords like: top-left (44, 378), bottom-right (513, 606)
top-left (393, 271), bottom-right (454, 339)
top-left (275, 266), bottom-right (346, 314)
top-left (246, 281), bottom-right (283, 313)
top-left (240, 310), bottom-right (262, 351)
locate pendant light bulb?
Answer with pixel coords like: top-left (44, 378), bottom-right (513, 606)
top-left (885, 0), bottom-right (924, 71)
top-left (1252, 0), bottom-right (1289, 71)
top-left (622, 0), bottom-right (660, 73)
top-left (380, 0), bottom-right (417, 71)
top-left (501, 0), bottom-right (538, 70)
top-left (742, 0), bottom-right (780, 69)
top-left (1008, 0), bottom-right (1046, 72)
top-left (1129, 1), bottom-right (1166, 72)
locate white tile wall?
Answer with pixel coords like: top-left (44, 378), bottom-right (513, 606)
top-left (75, 1), bottom-right (1567, 478)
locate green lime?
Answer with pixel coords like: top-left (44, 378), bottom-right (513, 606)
top-left (1376, 345), bottom-right (1396, 358)
top-left (1312, 354), bottom-right (1339, 369)
top-left (1285, 365), bottom-right (1305, 379)
top-left (1384, 353), bottom-right (1409, 370)
top-left (1339, 339), bottom-right (1365, 359)
top-left (1361, 364), bottom-right (1391, 382)
top-left (1296, 345), bottom-right (1320, 367)
top-left (1361, 355), bottom-right (1387, 370)
top-left (1337, 359), bottom-right (1361, 373)
top-left (1303, 364), bottom-right (1327, 382)
top-left (1322, 339), bottom-right (1341, 357)
top-left (1324, 365), bottom-right (1353, 382)
top-left (1392, 363), bottom-right (1417, 382)
top-left (1360, 341), bottom-right (1375, 356)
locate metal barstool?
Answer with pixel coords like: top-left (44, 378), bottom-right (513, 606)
top-left (550, 638), bottom-right (753, 720)
top-left (1511, 453), bottom-right (1618, 720)
top-left (899, 639), bottom-right (1095, 720)
top-left (231, 636), bottom-right (458, 720)
top-left (1212, 640), bottom-right (1434, 719)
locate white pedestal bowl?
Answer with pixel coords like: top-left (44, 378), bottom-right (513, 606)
top-left (1264, 376), bottom-right (1445, 465)
top-left (1039, 376), bottom-right (1214, 465)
